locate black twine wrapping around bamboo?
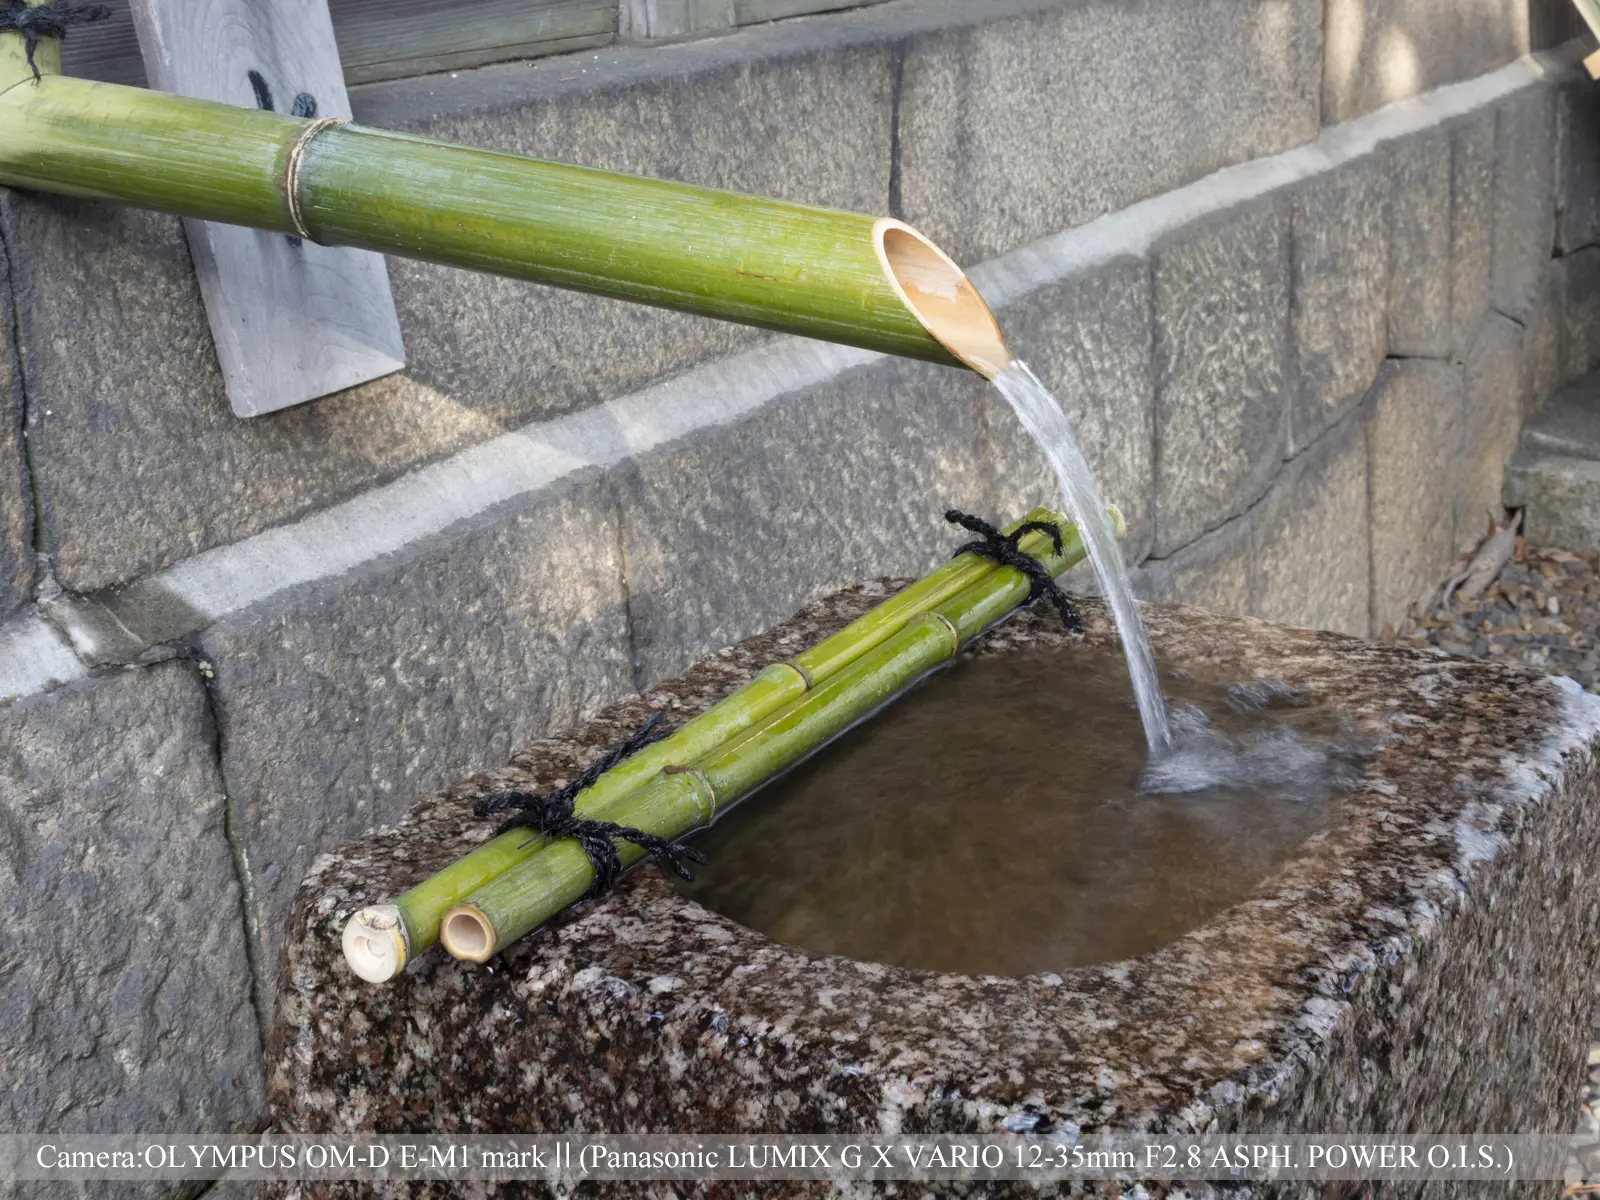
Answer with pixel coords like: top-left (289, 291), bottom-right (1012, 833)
top-left (476, 713), bottom-right (705, 897)
top-left (945, 509), bottom-right (1082, 632)
top-left (0, 0), bottom-right (109, 81)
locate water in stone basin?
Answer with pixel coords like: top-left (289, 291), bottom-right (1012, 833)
top-left (674, 646), bottom-right (1368, 976)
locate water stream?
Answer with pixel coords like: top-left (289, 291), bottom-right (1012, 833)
top-left (991, 360), bottom-right (1173, 753)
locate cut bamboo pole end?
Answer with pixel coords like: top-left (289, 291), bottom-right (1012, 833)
top-left (441, 906), bottom-right (497, 963)
top-left (341, 905), bottom-right (409, 983)
top-left (873, 219), bottom-right (1010, 379)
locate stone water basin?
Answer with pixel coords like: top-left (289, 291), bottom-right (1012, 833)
top-left (269, 584), bottom-right (1600, 1190)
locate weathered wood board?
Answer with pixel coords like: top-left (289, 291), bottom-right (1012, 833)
top-left (129, 0), bottom-right (406, 417)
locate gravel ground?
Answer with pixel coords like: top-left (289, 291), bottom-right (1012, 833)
top-left (1391, 529), bottom-right (1600, 1193)
top-left (1390, 538), bottom-right (1600, 687)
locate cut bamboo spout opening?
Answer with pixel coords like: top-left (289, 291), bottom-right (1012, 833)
top-left (875, 220), bottom-right (1011, 379)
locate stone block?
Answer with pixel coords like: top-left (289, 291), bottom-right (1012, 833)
top-left (614, 353), bottom-right (988, 688)
top-left (1385, 126), bottom-right (1453, 360)
top-left (1564, 247), bottom-right (1600, 386)
top-left (1526, 259), bottom-right (1565, 412)
top-left (1518, 371), bottom-right (1600, 461)
top-left (1451, 110), bottom-right (1496, 353)
top-left (1322, 0), bottom-right (1529, 123)
top-left (981, 255), bottom-right (1156, 565)
top-left (1249, 413), bottom-right (1370, 637)
top-left (1557, 79), bottom-right (1600, 254)
top-left (0, 233), bottom-right (33, 621)
top-left (1367, 360), bottom-right (1462, 632)
top-left (1491, 86), bottom-right (1557, 324)
top-left (7, 34), bottom-right (895, 593)
top-left (1459, 312), bottom-right (1529, 537)
top-left (1143, 513), bottom-right (1254, 616)
top-left (1505, 450), bottom-right (1600, 550)
top-left (1288, 154), bottom-right (1391, 454)
top-left (198, 472), bottom-right (634, 971)
top-left (0, 663), bottom-right (265, 1133)
top-left (1152, 198), bottom-right (1290, 557)
top-left (895, 0), bottom-right (1321, 263)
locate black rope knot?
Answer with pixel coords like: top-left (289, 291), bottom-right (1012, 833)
top-left (476, 713), bottom-right (705, 898)
top-left (0, 0), bottom-right (110, 81)
top-left (946, 509), bottom-right (1082, 633)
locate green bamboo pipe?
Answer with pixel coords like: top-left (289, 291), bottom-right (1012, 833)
top-left (440, 505), bottom-right (1123, 963)
top-left (341, 508), bottom-right (1064, 982)
top-left (0, 29), bottom-right (1011, 378)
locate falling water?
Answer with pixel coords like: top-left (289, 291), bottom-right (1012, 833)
top-left (991, 359), bottom-right (1173, 754)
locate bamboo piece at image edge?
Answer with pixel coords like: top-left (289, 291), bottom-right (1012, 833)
top-left (440, 505), bottom-right (1123, 964)
top-left (342, 509), bottom-right (1063, 982)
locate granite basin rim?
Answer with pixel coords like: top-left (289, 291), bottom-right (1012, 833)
top-left (274, 590), bottom-right (1600, 1140)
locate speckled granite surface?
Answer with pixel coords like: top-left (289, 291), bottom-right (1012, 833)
top-left (269, 585), bottom-right (1600, 1195)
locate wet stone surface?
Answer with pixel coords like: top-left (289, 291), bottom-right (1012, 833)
top-left (1392, 535), bottom-right (1600, 1192)
top-left (271, 584), bottom-right (1600, 1197)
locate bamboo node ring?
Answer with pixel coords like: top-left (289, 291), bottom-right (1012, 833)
top-left (779, 659), bottom-right (814, 690)
top-left (283, 115), bottom-right (347, 241)
top-left (921, 610), bottom-right (961, 656)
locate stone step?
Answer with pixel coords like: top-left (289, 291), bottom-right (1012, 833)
top-left (1505, 372), bottom-right (1600, 547)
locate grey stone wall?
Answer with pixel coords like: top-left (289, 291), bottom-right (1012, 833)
top-left (0, 0), bottom-right (1590, 1154)
top-left (0, 663), bottom-right (266, 1135)
top-left (1323, 0), bottom-right (1530, 123)
top-left (4, 0), bottom-right (1325, 596)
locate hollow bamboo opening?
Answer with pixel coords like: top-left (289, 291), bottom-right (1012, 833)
top-left (442, 906), bottom-right (496, 963)
top-left (874, 219), bottom-right (1011, 379)
top-left (341, 905), bottom-right (408, 983)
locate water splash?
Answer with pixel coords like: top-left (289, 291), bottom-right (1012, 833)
top-left (991, 359), bottom-right (1172, 753)
top-left (1139, 696), bottom-right (1369, 799)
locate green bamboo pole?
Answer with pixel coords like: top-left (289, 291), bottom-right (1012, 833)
top-left (0, 45), bottom-right (1009, 375)
top-left (342, 508), bottom-right (1064, 982)
top-left (440, 506), bottom-right (1123, 963)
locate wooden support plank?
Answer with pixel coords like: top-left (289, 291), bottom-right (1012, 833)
top-left (334, 0), bottom-right (614, 84)
top-left (731, 0), bottom-right (891, 25)
top-left (619, 0), bottom-right (735, 41)
top-left (129, 0), bottom-right (405, 417)
top-left (65, 0), bottom-right (618, 88)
